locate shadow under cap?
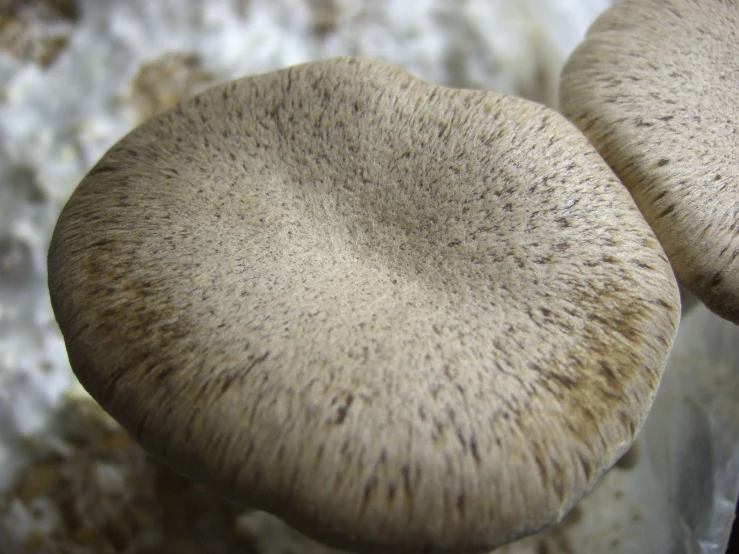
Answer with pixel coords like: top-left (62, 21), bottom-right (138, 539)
top-left (47, 56), bottom-right (680, 553)
top-left (559, 0), bottom-right (739, 325)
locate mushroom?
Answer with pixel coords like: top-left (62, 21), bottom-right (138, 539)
top-left (559, 0), bottom-right (739, 324)
top-left (47, 57), bottom-right (680, 553)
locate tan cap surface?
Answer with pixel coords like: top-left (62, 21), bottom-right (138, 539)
top-left (560, 0), bottom-right (739, 324)
top-left (48, 57), bottom-right (679, 553)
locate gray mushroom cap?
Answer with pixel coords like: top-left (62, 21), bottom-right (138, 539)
top-left (560, 0), bottom-right (739, 324)
top-left (48, 57), bottom-right (680, 553)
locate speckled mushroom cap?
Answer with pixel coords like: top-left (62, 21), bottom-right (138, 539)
top-left (48, 57), bottom-right (680, 554)
top-left (560, 0), bottom-right (739, 324)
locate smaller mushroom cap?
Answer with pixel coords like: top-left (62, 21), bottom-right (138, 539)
top-left (560, 0), bottom-right (739, 324)
top-left (48, 57), bottom-right (680, 553)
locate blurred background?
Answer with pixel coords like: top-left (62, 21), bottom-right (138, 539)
top-left (1, 1), bottom-right (738, 553)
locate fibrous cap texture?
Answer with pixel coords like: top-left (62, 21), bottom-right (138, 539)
top-left (560, 0), bottom-right (739, 324)
top-left (49, 57), bottom-right (680, 553)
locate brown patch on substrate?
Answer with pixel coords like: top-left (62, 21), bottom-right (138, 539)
top-left (309, 0), bottom-right (340, 36)
top-left (0, 429), bottom-right (257, 553)
top-left (128, 52), bottom-right (215, 122)
top-left (0, 0), bottom-right (78, 68)
top-left (0, 0), bottom-right (78, 20)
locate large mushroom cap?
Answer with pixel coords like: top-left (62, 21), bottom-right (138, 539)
top-left (48, 57), bottom-right (679, 553)
top-left (560, 0), bottom-right (739, 324)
